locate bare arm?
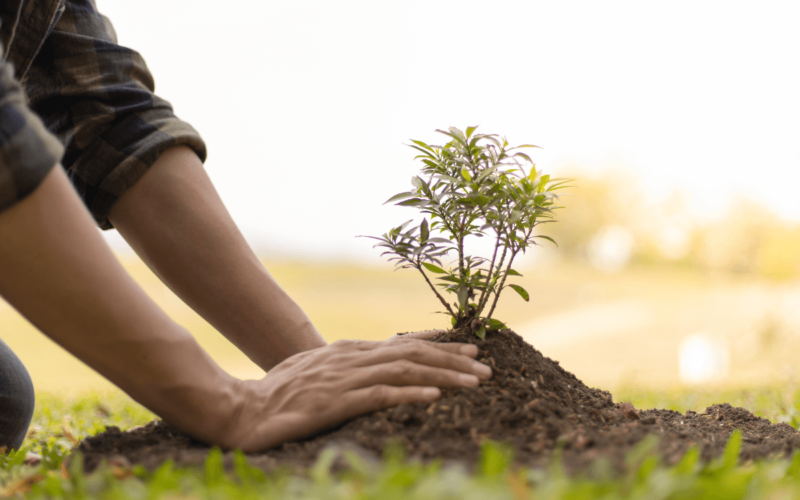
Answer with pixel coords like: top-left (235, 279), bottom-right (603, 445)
top-left (108, 146), bottom-right (324, 371)
top-left (0, 166), bottom-right (238, 443)
top-left (0, 166), bottom-right (491, 450)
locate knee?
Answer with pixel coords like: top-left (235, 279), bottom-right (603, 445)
top-left (0, 346), bottom-right (35, 451)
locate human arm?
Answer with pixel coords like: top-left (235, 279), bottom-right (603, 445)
top-left (0, 167), bottom-right (491, 449)
top-left (108, 146), bottom-right (324, 371)
top-left (0, 166), bottom-right (239, 444)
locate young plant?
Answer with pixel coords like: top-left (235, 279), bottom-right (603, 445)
top-left (363, 126), bottom-right (568, 339)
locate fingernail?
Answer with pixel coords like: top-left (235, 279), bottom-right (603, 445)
top-left (422, 387), bottom-right (441, 398)
top-left (472, 361), bottom-right (492, 378)
top-left (460, 345), bottom-right (478, 356)
top-left (459, 373), bottom-right (479, 386)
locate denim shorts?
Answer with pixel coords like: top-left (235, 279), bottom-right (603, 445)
top-left (0, 337), bottom-right (34, 451)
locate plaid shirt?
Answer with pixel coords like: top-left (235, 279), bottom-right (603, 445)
top-left (0, 0), bottom-right (206, 228)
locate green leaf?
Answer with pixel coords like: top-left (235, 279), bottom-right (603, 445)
top-left (410, 139), bottom-right (433, 151)
top-left (460, 167), bottom-right (472, 182)
top-left (436, 174), bottom-right (460, 183)
top-left (485, 318), bottom-right (506, 330)
top-left (448, 126), bottom-right (467, 144)
top-left (722, 429), bottom-right (742, 471)
top-left (537, 174), bottom-right (550, 191)
top-left (396, 198), bottom-right (427, 207)
top-left (475, 324), bottom-right (486, 340)
top-left (383, 192), bottom-right (414, 205)
top-left (420, 218), bottom-right (429, 243)
top-left (513, 151), bottom-right (533, 163)
top-left (625, 434), bottom-right (659, 469)
top-left (422, 262), bottom-right (447, 274)
top-left (409, 145), bottom-right (436, 158)
top-left (457, 287), bottom-right (468, 310)
top-left (506, 269), bottom-right (522, 277)
top-left (311, 448), bottom-right (337, 483)
top-left (533, 235), bottom-right (558, 246)
top-left (508, 284), bottom-right (529, 301)
top-left (466, 125), bottom-right (478, 138)
top-left (476, 166), bottom-right (498, 183)
top-left (205, 447), bottom-right (225, 486)
top-left (479, 441), bottom-right (512, 476)
top-left (675, 445), bottom-right (700, 474)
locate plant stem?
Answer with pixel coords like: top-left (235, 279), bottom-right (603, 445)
top-left (457, 213), bottom-right (467, 281)
top-left (416, 265), bottom-right (456, 317)
top-left (475, 192), bottom-right (512, 315)
top-left (482, 242), bottom-right (508, 315)
top-left (485, 224), bottom-right (535, 320)
top-left (475, 229), bottom-right (502, 315)
top-left (485, 248), bottom-right (517, 321)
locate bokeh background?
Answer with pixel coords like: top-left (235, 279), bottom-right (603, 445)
top-left (2, 0), bottom-right (799, 396)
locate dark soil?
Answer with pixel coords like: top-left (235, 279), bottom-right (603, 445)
top-left (76, 329), bottom-right (800, 475)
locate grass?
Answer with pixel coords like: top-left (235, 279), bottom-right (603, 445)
top-left (3, 387), bottom-right (800, 499)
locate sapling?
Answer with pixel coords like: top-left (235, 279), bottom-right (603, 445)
top-left (363, 126), bottom-right (568, 339)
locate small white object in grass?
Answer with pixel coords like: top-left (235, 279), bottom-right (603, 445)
top-left (678, 333), bottom-right (730, 385)
top-left (24, 452), bottom-right (41, 466)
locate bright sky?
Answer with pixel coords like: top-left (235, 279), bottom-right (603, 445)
top-left (99, 0), bottom-right (800, 262)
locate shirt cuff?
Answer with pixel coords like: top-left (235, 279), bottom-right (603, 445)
top-left (0, 64), bottom-right (64, 215)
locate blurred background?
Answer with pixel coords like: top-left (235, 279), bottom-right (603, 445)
top-left (1, 0), bottom-right (799, 396)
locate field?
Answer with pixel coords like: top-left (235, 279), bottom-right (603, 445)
top-left (3, 257), bottom-right (800, 498)
top-left (4, 256), bottom-right (799, 392)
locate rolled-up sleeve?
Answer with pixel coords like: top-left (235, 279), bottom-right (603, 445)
top-left (0, 58), bottom-right (64, 215)
top-left (22, 0), bottom-right (207, 229)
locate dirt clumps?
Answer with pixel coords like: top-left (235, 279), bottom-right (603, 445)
top-left (76, 329), bottom-right (800, 474)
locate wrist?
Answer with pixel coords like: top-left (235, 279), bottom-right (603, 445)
top-left (152, 368), bottom-right (245, 447)
top-left (208, 378), bottom-right (257, 449)
top-left (110, 331), bottom-right (245, 447)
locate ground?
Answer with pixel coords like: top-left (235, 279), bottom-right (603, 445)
top-left (4, 384), bottom-right (800, 498)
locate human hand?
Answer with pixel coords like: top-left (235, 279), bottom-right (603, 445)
top-left (389, 329), bottom-right (447, 341)
top-left (219, 333), bottom-right (491, 452)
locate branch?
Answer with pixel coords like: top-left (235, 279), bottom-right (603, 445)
top-left (416, 264), bottom-right (456, 317)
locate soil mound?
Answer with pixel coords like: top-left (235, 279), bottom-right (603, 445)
top-left (76, 330), bottom-right (800, 474)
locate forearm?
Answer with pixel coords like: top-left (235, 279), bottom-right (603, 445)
top-left (108, 146), bottom-right (326, 371)
top-left (0, 167), bottom-right (240, 444)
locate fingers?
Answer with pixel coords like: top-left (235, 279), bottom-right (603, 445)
top-left (387, 337), bottom-right (480, 357)
top-left (393, 329), bottom-right (446, 340)
top-left (333, 336), bottom-right (480, 358)
top-left (343, 359), bottom-right (483, 392)
top-left (355, 341), bottom-right (491, 380)
top-left (389, 331), bottom-right (478, 356)
top-left (419, 341), bottom-right (479, 357)
top-left (336, 385), bottom-right (441, 419)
